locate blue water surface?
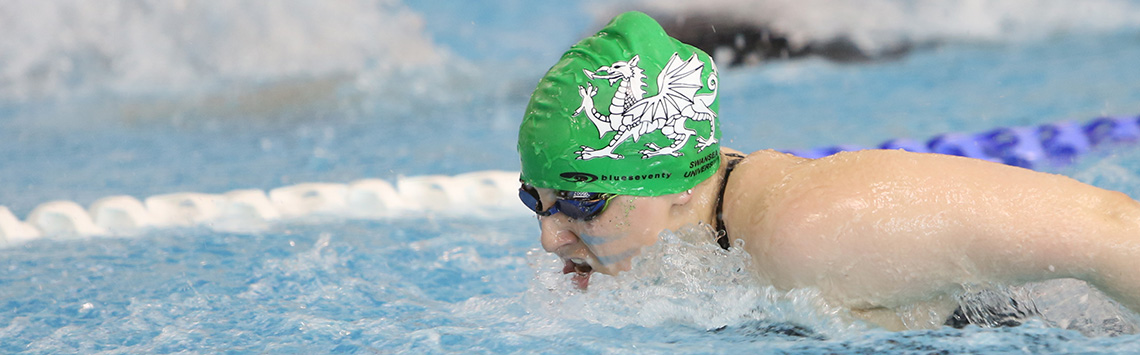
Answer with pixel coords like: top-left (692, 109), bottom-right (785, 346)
top-left (3, 1), bottom-right (1140, 353)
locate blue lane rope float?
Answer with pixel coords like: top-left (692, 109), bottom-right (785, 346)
top-left (783, 115), bottom-right (1140, 170)
top-left (2, 114), bottom-right (1139, 244)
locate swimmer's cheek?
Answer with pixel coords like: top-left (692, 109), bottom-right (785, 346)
top-left (577, 229), bottom-right (646, 274)
top-left (591, 248), bottom-right (641, 274)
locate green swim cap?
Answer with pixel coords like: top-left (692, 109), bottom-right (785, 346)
top-left (518, 11), bottom-right (721, 196)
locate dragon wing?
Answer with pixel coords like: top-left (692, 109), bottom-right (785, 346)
top-left (622, 53), bottom-right (705, 132)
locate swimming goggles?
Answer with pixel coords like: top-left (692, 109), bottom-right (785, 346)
top-left (518, 183), bottom-right (616, 221)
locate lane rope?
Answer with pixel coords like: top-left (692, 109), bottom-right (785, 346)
top-left (2, 114), bottom-right (1138, 247)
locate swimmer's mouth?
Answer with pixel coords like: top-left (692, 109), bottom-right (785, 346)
top-left (563, 258), bottom-right (593, 290)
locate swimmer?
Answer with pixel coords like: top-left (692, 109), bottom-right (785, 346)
top-left (517, 11), bottom-right (1140, 330)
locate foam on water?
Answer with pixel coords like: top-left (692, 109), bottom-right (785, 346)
top-left (524, 225), bottom-right (867, 337)
top-left (517, 222), bottom-right (1140, 340)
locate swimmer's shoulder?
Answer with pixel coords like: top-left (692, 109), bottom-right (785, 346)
top-left (737, 147), bottom-right (983, 170)
top-left (731, 148), bottom-right (1059, 187)
top-left (722, 149), bottom-right (808, 192)
top-left (725, 148), bottom-right (937, 188)
top-left (732, 148), bottom-right (808, 171)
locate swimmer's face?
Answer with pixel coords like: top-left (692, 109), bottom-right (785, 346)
top-left (534, 187), bottom-right (682, 282)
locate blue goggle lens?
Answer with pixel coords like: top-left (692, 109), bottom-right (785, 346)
top-left (518, 184), bottom-right (614, 221)
top-left (518, 185), bottom-right (552, 217)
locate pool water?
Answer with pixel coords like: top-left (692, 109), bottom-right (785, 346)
top-left (3, 0), bottom-right (1140, 353)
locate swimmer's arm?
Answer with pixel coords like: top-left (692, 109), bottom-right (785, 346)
top-left (725, 149), bottom-right (1140, 317)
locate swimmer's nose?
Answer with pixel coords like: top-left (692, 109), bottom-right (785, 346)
top-left (539, 215), bottom-right (579, 253)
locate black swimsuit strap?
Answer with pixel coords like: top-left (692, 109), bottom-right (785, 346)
top-left (715, 153), bottom-right (746, 250)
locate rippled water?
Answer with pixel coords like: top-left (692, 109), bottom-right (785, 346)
top-left (4, 0), bottom-right (1140, 353)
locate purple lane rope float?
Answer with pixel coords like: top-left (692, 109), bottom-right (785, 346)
top-left (783, 115), bottom-right (1140, 170)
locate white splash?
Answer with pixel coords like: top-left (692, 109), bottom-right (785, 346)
top-left (0, 0), bottom-right (456, 103)
top-left (521, 222), bottom-right (1140, 337)
top-left (523, 224), bottom-right (861, 336)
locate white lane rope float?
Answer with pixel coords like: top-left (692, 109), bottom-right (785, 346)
top-left (0, 171), bottom-right (527, 247)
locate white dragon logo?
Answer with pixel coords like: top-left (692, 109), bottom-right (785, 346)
top-left (573, 53), bottom-right (718, 160)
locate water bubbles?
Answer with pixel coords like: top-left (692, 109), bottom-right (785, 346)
top-left (78, 302), bottom-right (96, 318)
top-left (523, 224), bottom-right (861, 337)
